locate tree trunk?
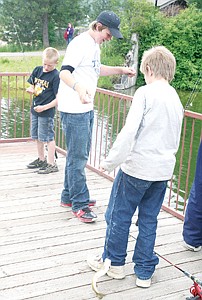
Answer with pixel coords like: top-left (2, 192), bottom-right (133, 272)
top-left (42, 12), bottom-right (49, 48)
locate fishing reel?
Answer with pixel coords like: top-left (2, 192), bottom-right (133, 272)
top-left (186, 282), bottom-right (202, 300)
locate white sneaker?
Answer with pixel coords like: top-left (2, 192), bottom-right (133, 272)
top-left (87, 254), bottom-right (125, 279)
top-left (136, 277), bottom-right (152, 288)
top-left (183, 241), bottom-right (202, 252)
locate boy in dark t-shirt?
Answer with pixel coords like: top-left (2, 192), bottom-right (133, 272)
top-left (26, 47), bottom-right (60, 174)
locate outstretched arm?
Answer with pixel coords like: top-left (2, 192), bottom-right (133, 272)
top-left (100, 65), bottom-right (136, 77)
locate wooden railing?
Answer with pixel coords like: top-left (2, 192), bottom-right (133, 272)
top-left (0, 72), bottom-right (201, 220)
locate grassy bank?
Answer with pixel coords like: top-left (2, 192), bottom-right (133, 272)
top-left (0, 53), bottom-right (124, 90)
top-left (0, 55), bottom-right (64, 73)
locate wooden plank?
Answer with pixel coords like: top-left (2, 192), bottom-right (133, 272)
top-left (0, 142), bottom-right (201, 300)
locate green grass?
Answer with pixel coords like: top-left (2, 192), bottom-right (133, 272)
top-left (0, 55), bottom-right (64, 73)
top-left (0, 53), bottom-right (124, 89)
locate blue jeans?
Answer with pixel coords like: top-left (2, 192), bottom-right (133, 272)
top-left (60, 111), bottom-right (94, 211)
top-left (102, 169), bottom-right (167, 280)
top-left (183, 140), bottom-right (202, 247)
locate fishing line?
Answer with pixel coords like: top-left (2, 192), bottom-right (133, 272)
top-left (184, 71), bottom-right (201, 110)
top-left (10, 16), bottom-right (33, 81)
top-left (11, 16), bottom-right (24, 54)
top-left (91, 232), bottom-right (202, 299)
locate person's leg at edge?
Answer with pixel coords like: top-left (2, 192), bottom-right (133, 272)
top-left (183, 141), bottom-right (202, 249)
top-left (133, 180), bottom-right (167, 280)
top-left (60, 111), bottom-right (94, 211)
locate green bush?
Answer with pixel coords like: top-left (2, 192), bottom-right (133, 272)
top-left (158, 5), bottom-right (202, 90)
top-left (100, 1), bottom-right (201, 90)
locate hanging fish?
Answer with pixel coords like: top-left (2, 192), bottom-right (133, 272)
top-left (92, 258), bottom-right (111, 299)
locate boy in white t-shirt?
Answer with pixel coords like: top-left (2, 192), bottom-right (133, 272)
top-left (57, 11), bottom-right (136, 223)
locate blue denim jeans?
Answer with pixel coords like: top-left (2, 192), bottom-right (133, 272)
top-left (102, 169), bottom-right (167, 280)
top-left (60, 111), bottom-right (94, 211)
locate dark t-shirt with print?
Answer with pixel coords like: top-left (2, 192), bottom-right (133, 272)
top-left (27, 66), bottom-right (60, 118)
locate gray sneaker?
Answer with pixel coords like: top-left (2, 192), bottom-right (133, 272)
top-left (38, 163), bottom-right (59, 174)
top-left (183, 241), bottom-right (202, 252)
top-left (136, 277), bottom-right (152, 288)
top-left (27, 158), bottom-right (47, 169)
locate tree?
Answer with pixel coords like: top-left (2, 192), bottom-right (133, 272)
top-left (81, 0), bottom-right (124, 20)
top-left (0, 0), bottom-right (84, 49)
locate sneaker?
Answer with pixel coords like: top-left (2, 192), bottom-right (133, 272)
top-left (183, 241), bottom-right (202, 252)
top-left (27, 158), bottom-right (47, 169)
top-left (38, 163), bottom-right (59, 174)
top-left (136, 277), bottom-right (152, 288)
top-left (72, 207), bottom-right (97, 223)
top-left (87, 254), bottom-right (125, 279)
top-left (60, 199), bottom-right (96, 207)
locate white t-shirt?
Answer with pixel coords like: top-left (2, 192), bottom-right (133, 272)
top-left (101, 80), bottom-right (184, 181)
top-left (57, 32), bottom-right (101, 113)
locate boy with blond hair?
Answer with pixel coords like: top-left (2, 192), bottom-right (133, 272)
top-left (26, 47), bottom-right (60, 174)
top-left (87, 46), bottom-right (184, 288)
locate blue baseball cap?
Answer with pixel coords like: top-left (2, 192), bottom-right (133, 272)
top-left (96, 11), bottom-right (123, 39)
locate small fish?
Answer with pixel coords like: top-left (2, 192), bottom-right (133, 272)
top-left (91, 258), bottom-right (111, 299)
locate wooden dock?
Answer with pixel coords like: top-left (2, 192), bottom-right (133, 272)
top-left (0, 141), bottom-right (201, 300)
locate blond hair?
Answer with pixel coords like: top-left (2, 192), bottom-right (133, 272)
top-left (140, 46), bottom-right (176, 82)
top-left (89, 21), bottom-right (107, 32)
top-left (43, 47), bottom-right (60, 63)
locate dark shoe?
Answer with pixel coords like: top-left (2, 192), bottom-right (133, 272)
top-left (38, 163), bottom-right (59, 174)
top-left (27, 158), bottom-right (47, 169)
top-left (73, 207), bottom-right (97, 223)
top-left (60, 199), bottom-right (96, 207)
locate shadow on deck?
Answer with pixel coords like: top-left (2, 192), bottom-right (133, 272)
top-left (0, 141), bottom-right (201, 300)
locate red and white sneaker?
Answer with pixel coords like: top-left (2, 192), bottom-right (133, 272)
top-left (72, 207), bottom-right (97, 223)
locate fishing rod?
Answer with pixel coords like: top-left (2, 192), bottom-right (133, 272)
top-left (91, 232), bottom-right (202, 299)
top-left (129, 233), bottom-right (202, 300)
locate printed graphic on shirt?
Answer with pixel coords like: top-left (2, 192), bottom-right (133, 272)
top-left (92, 49), bottom-right (100, 76)
top-left (34, 78), bottom-right (49, 96)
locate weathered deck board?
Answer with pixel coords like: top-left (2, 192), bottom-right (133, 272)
top-left (0, 141), bottom-right (201, 300)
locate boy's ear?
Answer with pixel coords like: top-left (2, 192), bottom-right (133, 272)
top-left (146, 65), bottom-right (153, 76)
top-left (96, 22), bottom-right (103, 32)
